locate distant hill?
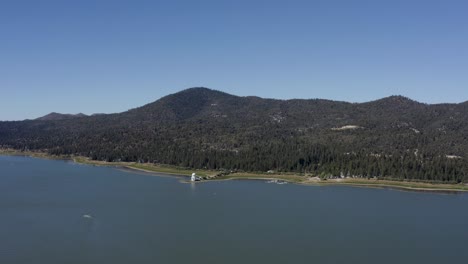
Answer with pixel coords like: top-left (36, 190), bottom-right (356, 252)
top-left (36, 112), bottom-right (88, 121)
top-left (1, 87), bottom-right (467, 183)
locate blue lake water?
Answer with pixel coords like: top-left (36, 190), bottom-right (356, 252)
top-left (1, 155), bottom-right (467, 264)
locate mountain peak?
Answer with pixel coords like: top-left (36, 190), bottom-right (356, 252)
top-left (366, 95), bottom-right (422, 107)
top-left (36, 112), bottom-right (87, 121)
top-left (171, 87), bottom-right (235, 98)
top-left (385, 95), bottom-right (414, 101)
top-left (155, 87), bottom-right (237, 108)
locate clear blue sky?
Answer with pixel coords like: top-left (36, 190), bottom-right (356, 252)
top-left (1, 0), bottom-right (467, 120)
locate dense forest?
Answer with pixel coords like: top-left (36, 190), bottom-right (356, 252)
top-left (1, 87), bottom-right (467, 183)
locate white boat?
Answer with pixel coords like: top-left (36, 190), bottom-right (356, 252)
top-left (191, 173), bottom-right (201, 182)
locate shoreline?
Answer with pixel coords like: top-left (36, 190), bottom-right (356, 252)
top-left (1, 149), bottom-right (467, 193)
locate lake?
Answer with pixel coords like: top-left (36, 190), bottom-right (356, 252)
top-left (1, 155), bottom-right (467, 264)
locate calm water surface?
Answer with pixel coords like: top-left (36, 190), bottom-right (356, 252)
top-left (1, 156), bottom-right (467, 264)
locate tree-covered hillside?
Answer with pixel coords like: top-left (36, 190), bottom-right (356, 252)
top-left (1, 87), bottom-right (467, 183)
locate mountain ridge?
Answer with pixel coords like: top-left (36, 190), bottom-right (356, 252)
top-left (30, 88), bottom-right (467, 121)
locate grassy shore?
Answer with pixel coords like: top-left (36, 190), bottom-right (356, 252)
top-left (1, 149), bottom-right (467, 192)
top-left (71, 156), bottom-right (214, 178)
top-left (213, 173), bottom-right (468, 192)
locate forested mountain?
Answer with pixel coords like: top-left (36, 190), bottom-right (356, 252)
top-left (1, 87), bottom-right (467, 183)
